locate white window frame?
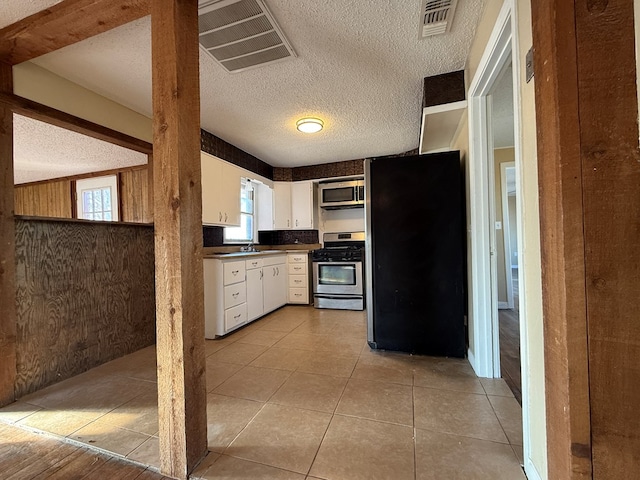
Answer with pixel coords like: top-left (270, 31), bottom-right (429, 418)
top-left (75, 174), bottom-right (119, 222)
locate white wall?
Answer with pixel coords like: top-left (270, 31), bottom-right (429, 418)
top-left (13, 62), bottom-right (153, 142)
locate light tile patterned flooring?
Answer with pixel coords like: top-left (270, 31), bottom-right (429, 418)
top-left (0, 306), bottom-right (526, 479)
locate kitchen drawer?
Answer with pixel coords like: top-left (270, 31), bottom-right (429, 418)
top-left (288, 287), bottom-right (308, 304)
top-left (289, 274), bottom-right (307, 288)
top-left (224, 303), bottom-right (247, 331)
top-left (245, 258), bottom-right (264, 270)
top-left (288, 253), bottom-right (308, 264)
top-left (263, 254), bottom-right (286, 267)
top-left (224, 282), bottom-right (246, 308)
top-left (223, 260), bottom-right (245, 285)
top-left (288, 262), bottom-right (307, 275)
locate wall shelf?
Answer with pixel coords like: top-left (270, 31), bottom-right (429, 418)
top-left (418, 100), bottom-right (467, 154)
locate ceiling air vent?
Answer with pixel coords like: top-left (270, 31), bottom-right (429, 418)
top-left (198, 0), bottom-right (296, 73)
top-left (419, 0), bottom-right (458, 38)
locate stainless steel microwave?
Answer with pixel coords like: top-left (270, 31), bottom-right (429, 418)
top-left (319, 179), bottom-right (364, 209)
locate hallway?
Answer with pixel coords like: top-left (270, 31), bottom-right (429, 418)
top-left (0, 306), bottom-right (525, 479)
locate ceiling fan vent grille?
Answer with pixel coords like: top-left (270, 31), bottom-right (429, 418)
top-left (419, 0), bottom-right (458, 38)
top-left (198, 0), bottom-right (296, 73)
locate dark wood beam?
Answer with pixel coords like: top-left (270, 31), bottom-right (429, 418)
top-left (0, 63), bottom-right (16, 406)
top-left (0, 0), bottom-right (150, 66)
top-left (0, 92), bottom-right (152, 155)
top-left (151, 0), bottom-right (207, 477)
top-left (531, 1), bottom-right (592, 478)
top-left (575, 1), bottom-right (640, 478)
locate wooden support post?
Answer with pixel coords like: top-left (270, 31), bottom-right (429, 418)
top-left (533, 0), bottom-right (640, 479)
top-left (0, 62), bottom-right (16, 407)
top-left (151, 0), bottom-right (207, 478)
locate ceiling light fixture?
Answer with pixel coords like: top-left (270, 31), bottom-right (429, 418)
top-left (296, 117), bottom-right (324, 134)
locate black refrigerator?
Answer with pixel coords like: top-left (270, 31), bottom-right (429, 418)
top-left (364, 151), bottom-right (466, 357)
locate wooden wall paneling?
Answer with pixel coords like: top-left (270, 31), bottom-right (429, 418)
top-left (0, 0), bottom-right (150, 66)
top-left (14, 219), bottom-right (155, 397)
top-left (0, 62), bottom-right (16, 407)
top-left (575, 1), bottom-right (640, 478)
top-left (14, 180), bottom-right (73, 218)
top-left (151, 0), bottom-right (207, 477)
top-left (0, 94), bottom-right (152, 155)
top-left (531, 1), bottom-right (593, 478)
top-left (120, 167), bottom-right (152, 223)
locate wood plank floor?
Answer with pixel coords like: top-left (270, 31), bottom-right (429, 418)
top-left (499, 269), bottom-right (522, 404)
top-left (0, 422), bottom-right (168, 480)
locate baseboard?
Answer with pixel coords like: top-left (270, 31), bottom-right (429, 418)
top-left (524, 458), bottom-right (544, 480)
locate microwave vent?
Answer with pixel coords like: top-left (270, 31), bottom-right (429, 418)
top-left (198, 0), bottom-right (296, 73)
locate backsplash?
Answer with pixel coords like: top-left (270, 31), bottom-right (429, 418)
top-left (203, 225), bottom-right (225, 247)
top-left (201, 129), bottom-right (273, 180)
top-left (272, 149), bottom-right (420, 182)
top-left (258, 230), bottom-right (319, 245)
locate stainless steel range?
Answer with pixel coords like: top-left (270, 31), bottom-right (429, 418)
top-left (312, 232), bottom-right (365, 310)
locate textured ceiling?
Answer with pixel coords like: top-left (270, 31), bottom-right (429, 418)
top-left (13, 114), bottom-right (148, 184)
top-left (2, 0), bottom-right (487, 175)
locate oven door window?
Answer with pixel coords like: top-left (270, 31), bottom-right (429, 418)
top-left (318, 264), bottom-right (357, 286)
top-left (323, 187), bottom-right (355, 203)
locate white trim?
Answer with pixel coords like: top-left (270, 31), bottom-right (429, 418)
top-left (75, 174), bottom-right (119, 222)
top-left (467, 2), bottom-right (544, 479)
top-left (467, 0), bottom-right (512, 378)
top-left (498, 301), bottom-right (509, 310)
top-left (501, 161), bottom-right (516, 310)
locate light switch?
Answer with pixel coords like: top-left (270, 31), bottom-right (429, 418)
top-left (495, 221), bottom-right (502, 230)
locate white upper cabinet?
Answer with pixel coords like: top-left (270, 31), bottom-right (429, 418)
top-left (201, 152), bottom-right (241, 226)
top-left (256, 182), bottom-right (274, 231)
top-left (273, 180), bottom-right (317, 230)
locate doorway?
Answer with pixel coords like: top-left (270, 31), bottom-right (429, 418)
top-left (466, 0), bottom-right (537, 477)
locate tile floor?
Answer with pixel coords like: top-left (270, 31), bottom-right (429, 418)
top-left (0, 306), bottom-right (526, 479)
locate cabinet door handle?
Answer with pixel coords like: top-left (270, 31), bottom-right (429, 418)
top-left (296, 219), bottom-right (298, 227)
top-left (225, 212), bottom-right (228, 222)
top-left (219, 212), bottom-right (222, 221)
top-left (232, 292), bottom-right (239, 298)
top-left (252, 261), bottom-right (258, 266)
top-left (234, 314), bottom-right (241, 319)
top-left (260, 270), bottom-right (263, 279)
top-left (287, 219), bottom-right (290, 227)
top-left (272, 268), bottom-right (276, 277)
top-left (232, 270), bottom-right (239, 275)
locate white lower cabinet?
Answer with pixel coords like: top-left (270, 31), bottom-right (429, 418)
top-left (205, 254), bottom-right (288, 338)
top-left (246, 259), bottom-right (264, 321)
top-left (287, 252), bottom-right (311, 304)
top-left (263, 255), bottom-right (287, 313)
top-left (204, 258), bottom-right (247, 338)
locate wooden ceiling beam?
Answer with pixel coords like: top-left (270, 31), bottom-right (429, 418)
top-left (0, 0), bottom-right (150, 66)
top-left (0, 92), bottom-right (152, 155)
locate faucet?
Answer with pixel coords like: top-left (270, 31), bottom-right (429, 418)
top-left (241, 242), bottom-right (257, 252)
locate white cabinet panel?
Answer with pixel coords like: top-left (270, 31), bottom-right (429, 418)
top-left (288, 263), bottom-right (307, 275)
top-left (263, 256), bottom-right (287, 313)
top-left (201, 151), bottom-right (241, 227)
top-left (224, 303), bottom-right (247, 331)
top-left (224, 283), bottom-right (246, 308)
top-left (291, 181), bottom-right (316, 229)
top-left (273, 182), bottom-right (292, 229)
top-left (256, 182), bottom-right (274, 231)
top-left (289, 275), bottom-right (306, 288)
top-left (223, 260), bottom-right (245, 285)
top-left (289, 287), bottom-right (308, 303)
top-left (287, 252), bottom-right (311, 304)
top-left (246, 267), bottom-right (264, 321)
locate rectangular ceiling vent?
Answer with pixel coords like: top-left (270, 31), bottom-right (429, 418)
top-left (419, 0), bottom-right (458, 38)
top-left (198, 0), bottom-right (296, 73)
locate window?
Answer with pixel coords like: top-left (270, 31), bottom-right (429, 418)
top-left (224, 179), bottom-right (254, 243)
top-left (75, 175), bottom-right (119, 221)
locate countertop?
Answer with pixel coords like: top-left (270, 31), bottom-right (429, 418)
top-left (203, 244), bottom-right (319, 259)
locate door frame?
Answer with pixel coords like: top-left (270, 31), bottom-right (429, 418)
top-left (501, 161), bottom-right (516, 310)
top-left (467, 2), bottom-right (541, 480)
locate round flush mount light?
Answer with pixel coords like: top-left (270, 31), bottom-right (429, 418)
top-left (296, 117), bottom-right (324, 134)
